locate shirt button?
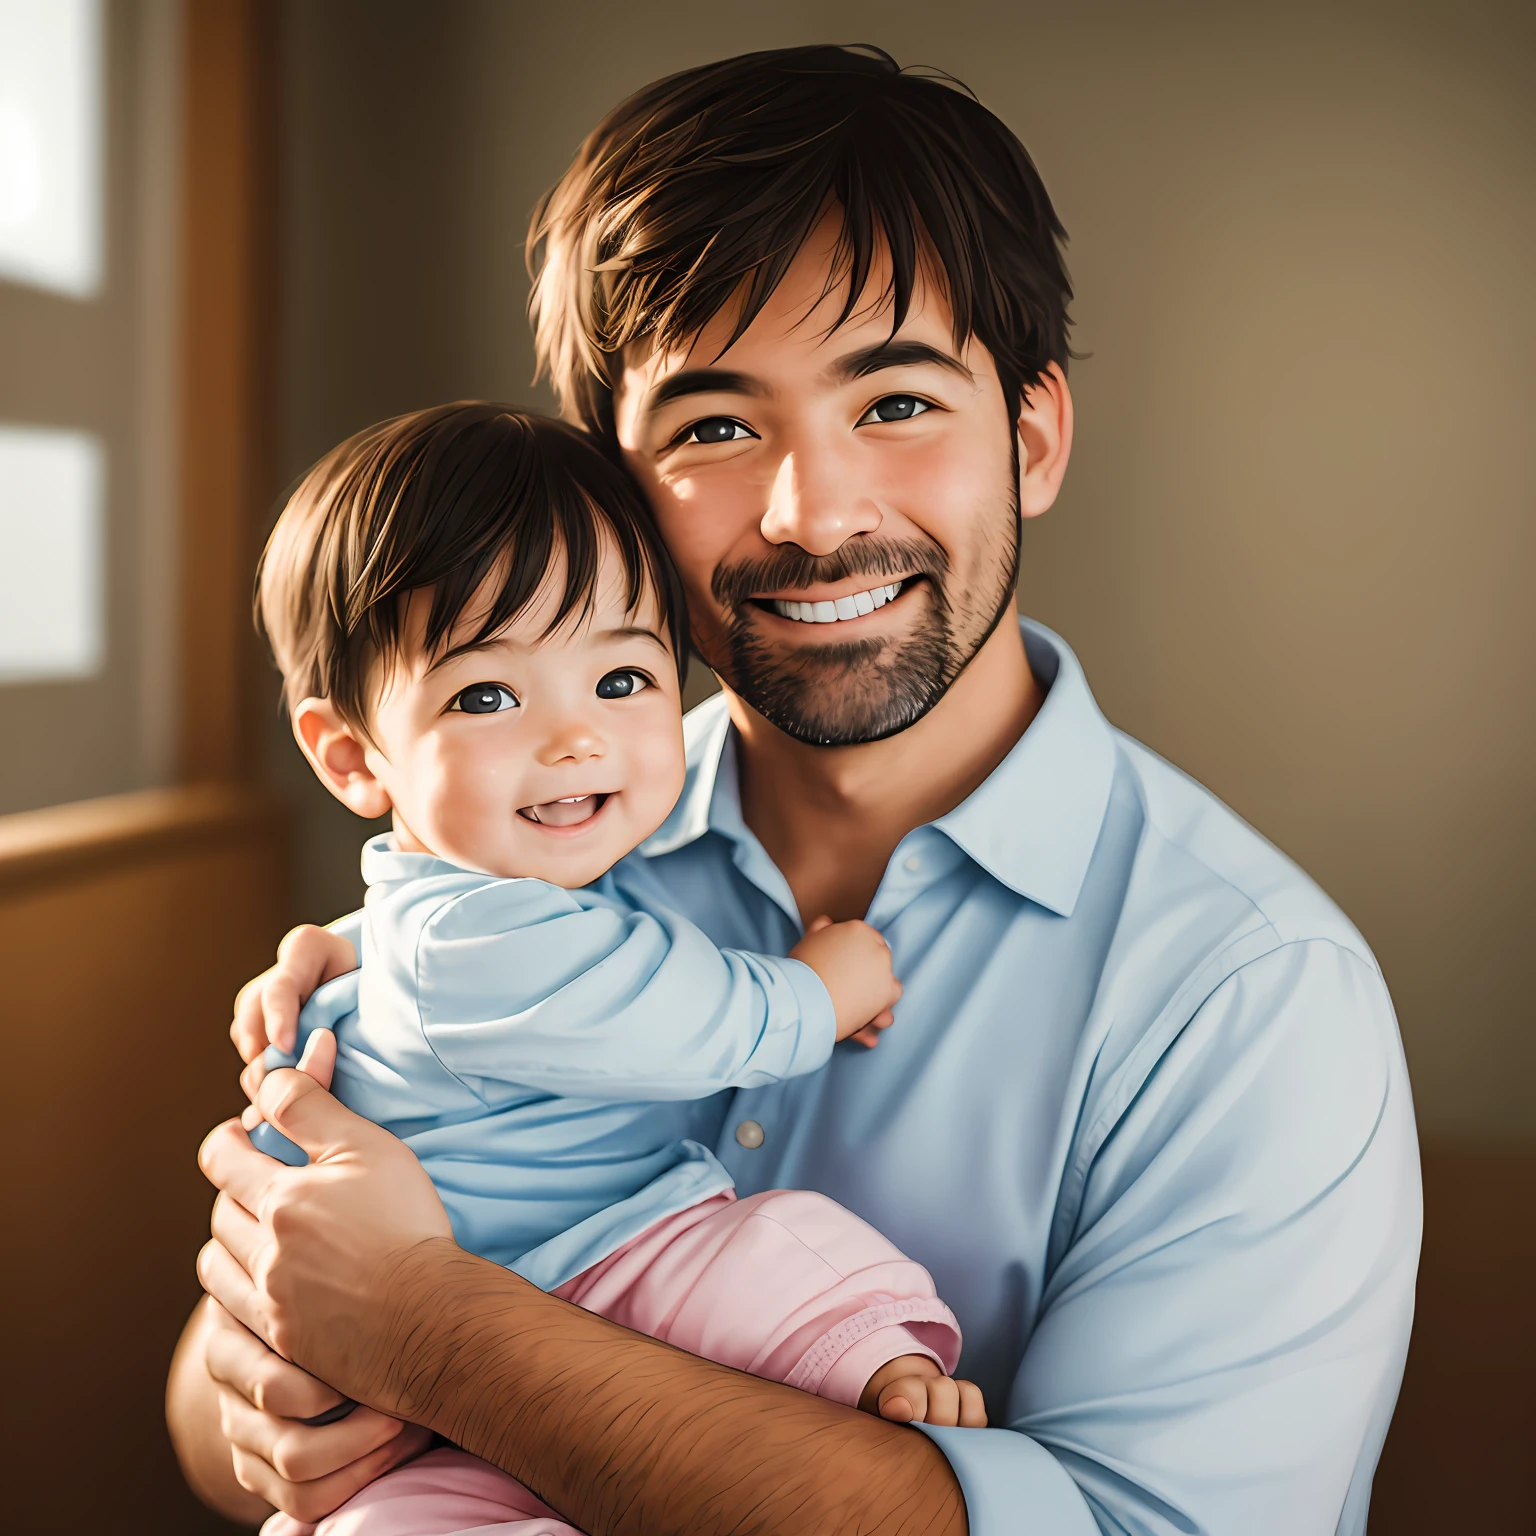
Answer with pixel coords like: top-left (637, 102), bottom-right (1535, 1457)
top-left (735, 1119), bottom-right (765, 1150)
top-left (904, 854), bottom-right (921, 872)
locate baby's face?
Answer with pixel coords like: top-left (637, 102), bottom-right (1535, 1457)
top-left (362, 552), bottom-right (686, 887)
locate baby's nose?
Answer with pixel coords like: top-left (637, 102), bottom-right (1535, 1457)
top-left (534, 716), bottom-right (605, 766)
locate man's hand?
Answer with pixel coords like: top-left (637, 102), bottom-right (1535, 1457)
top-left (232, 924), bottom-right (358, 1100)
top-left (791, 915), bottom-right (902, 1047)
top-left (198, 1044), bottom-right (456, 1413)
top-left (204, 1296), bottom-right (433, 1525)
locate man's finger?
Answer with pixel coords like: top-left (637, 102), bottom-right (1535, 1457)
top-left (200, 1114), bottom-right (283, 1213)
top-left (254, 1066), bottom-right (374, 1163)
top-left (205, 1303), bottom-right (344, 1422)
top-left (210, 1190), bottom-right (269, 1279)
top-left (295, 1027), bottom-right (336, 1092)
top-left (198, 1238), bottom-right (267, 1342)
top-left (230, 1423), bottom-right (433, 1527)
top-left (220, 1386), bottom-right (407, 1485)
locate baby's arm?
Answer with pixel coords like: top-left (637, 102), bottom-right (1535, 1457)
top-left (411, 881), bottom-right (891, 1103)
top-left (790, 915), bottom-right (901, 1048)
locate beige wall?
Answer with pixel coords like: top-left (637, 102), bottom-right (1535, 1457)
top-left (273, 0), bottom-right (1534, 1137)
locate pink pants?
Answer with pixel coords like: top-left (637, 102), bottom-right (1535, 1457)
top-left (265, 1188), bottom-right (960, 1536)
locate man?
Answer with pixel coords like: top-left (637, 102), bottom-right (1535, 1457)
top-left (169, 45), bottom-right (1420, 1534)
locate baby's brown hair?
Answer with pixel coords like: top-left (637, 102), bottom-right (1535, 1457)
top-left (256, 403), bottom-right (688, 733)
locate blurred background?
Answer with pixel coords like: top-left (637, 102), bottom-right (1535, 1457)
top-left (0, 1), bottom-right (1529, 1529)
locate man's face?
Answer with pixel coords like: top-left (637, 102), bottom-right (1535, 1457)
top-left (613, 227), bottom-right (1025, 746)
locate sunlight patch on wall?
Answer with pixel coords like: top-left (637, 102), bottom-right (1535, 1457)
top-left (0, 424), bottom-right (104, 680)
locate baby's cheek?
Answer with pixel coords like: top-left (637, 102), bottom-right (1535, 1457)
top-left (417, 740), bottom-right (510, 860)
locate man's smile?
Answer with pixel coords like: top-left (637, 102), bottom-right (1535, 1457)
top-left (748, 577), bottom-right (922, 629)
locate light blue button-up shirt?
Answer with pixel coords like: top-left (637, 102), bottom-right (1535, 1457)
top-left (612, 619), bottom-right (1420, 1536)
top-left (272, 839), bottom-right (835, 1291)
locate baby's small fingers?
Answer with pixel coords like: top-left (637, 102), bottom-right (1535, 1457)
top-left (263, 974), bottom-right (301, 1054)
top-left (957, 1379), bottom-right (988, 1428)
top-left (231, 978), bottom-right (271, 1064)
top-left (878, 1377), bottom-right (925, 1424)
top-left (921, 1375), bottom-right (961, 1426)
top-left (240, 1057), bottom-right (269, 1105)
top-left (848, 1023), bottom-right (883, 1049)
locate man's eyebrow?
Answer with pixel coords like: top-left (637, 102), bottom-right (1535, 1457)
top-left (830, 340), bottom-right (974, 384)
top-left (645, 367), bottom-right (766, 414)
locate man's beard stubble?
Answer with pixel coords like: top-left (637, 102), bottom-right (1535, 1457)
top-left (705, 495), bottom-right (1022, 748)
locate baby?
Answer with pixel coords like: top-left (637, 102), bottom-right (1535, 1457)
top-left (244, 403), bottom-right (983, 1535)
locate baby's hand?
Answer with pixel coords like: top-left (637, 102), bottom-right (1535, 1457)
top-left (790, 916), bottom-right (902, 1046)
top-left (230, 923), bottom-right (358, 1102)
top-left (859, 1355), bottom-right (987, 1428)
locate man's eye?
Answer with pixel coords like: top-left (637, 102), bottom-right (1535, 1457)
top-left (449, 683), bottom-right (518, 715)
top-left (595, 669), bottom-right (651, 700)
top-left (857, 395), bottom-right (931, 426)
top-left (679, 417), bottom-right (756, 446)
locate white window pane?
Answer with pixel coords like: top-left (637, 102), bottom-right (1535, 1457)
top-left (0, 0), bottom-right (102, 297)
top-left (0, 424), bottom-right (104, 680)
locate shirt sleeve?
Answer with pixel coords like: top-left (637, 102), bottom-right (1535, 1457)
top-left (926, 939), bottom-right (1421, 1536)
top-left (411, 879), bottom-right (837, 1104)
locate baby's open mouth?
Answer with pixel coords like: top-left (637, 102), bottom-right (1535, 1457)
top-left (518, 793), bottom-right (609, 828)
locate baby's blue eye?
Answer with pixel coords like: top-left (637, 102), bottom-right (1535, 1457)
top-left (596, 670), bottom-right (650, 700)
top-left (451, 683), bottom-right (518, 715)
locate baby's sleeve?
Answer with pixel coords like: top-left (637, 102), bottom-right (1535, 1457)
top-left (413, 880), bottom-right (835, 1104)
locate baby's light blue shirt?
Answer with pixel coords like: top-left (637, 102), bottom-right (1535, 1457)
top-left (296, 840), bottom-right (835, 1291)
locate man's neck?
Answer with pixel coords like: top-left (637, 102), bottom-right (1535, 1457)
top-left (725, 616), bottom-right (1042, 923)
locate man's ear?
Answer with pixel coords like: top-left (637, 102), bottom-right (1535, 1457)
top-left (1016, 362), bottom-right (1074, 521)
top-left (292, 698), bottom-right (393, 819)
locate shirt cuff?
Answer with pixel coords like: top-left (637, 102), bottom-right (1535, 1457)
top-left (915, 1426), bottom-right (1100, 1536)
top-left (775, 955), bottom-right (838, 1077)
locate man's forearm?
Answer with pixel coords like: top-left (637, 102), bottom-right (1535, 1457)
top-left (166, 1299), bottom-right (271, 1527)
top-left (379, 1240), bottom-right (968, 1536)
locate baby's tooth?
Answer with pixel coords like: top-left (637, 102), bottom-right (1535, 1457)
top-left (853, 589), bottom-right (875, 615)
top-left (812, 600), bottom-right (838, 622)
top-left (834, 595), bottom-right (860, 620)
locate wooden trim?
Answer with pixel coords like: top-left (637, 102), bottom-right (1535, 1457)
top-left (0, 783), bottom-right (284, 898)
top-left (177, 0), bottom-right (281, 782)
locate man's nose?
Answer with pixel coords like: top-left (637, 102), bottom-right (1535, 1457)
top-left (759, 443), bottom-right (882, 555)
top-left (533, 710), bottom-right (605, 767)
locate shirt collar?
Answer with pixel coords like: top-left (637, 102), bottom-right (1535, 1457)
top-left (640, 619), bottom-right (1118, 919)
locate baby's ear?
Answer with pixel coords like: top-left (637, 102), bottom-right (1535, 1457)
top-left (292, 698), bottom-right (392, 819)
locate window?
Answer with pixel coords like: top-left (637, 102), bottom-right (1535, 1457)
top-left (0, 0), bottom-right (180, 814)
top-left (0, 0), bottom-right (103, 297)
top-left (0, 425), bottom-right (104, 679)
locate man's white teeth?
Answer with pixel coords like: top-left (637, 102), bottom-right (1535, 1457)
top-left (771, 582), bottom-right (903, 623)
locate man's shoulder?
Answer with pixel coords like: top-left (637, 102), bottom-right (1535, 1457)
top-left (1106, 726), bottom-right (1378, 978)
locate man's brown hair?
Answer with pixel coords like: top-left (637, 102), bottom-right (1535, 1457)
top-left (256, 403), bottom-right (688, 733)
top-left (529, 44), bottom-right (1073, 439)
